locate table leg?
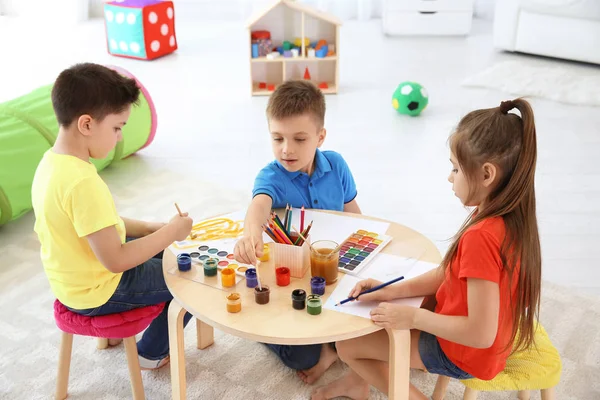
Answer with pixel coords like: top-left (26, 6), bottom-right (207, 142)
top-left (196, 318), bottom-right (214, 349)
top-left (387, 328), bottom-right (410, 400)
top-left (168, 301), bottom-right (187, 400)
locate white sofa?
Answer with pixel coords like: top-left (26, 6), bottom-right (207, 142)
top-left (494, 0), bottom-right (600, 64)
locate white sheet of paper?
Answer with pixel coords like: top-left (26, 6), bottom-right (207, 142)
top-left (288, 210), bottom-right (391, 245)
top-left (324, 254), bottom-right (438, 319)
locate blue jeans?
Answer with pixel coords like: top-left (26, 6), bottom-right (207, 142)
top-left (265, 343), bottom-right (324, 370)
top-left (68, 245), bottom-right (192, 360)
top-left (419, 331), bottom-right (473, 379)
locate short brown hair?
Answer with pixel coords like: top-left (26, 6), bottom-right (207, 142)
top-left (266, 80), bottom-right (325, 127)
top-left (51, 63), bottom-right (140, 127)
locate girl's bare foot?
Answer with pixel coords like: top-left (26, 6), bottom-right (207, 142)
top-left (108, 338), bottom-right (123, 346)
top-left (297, 344), bottom-right (338, 384)
top-left (311, 370), bottom-right (369, 400)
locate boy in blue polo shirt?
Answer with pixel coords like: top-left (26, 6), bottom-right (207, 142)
top-left (234, 80), bottom-right (361, 384)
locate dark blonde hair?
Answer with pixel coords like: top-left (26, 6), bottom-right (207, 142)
top-left (51, 63), bottom-right (140, 127)
top-left (266, 80), bottom-right (325, 128)
top-left (443, 98), bottom-right (541, 353)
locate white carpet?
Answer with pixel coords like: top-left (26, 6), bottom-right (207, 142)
top-left (1, 160), bottom-right (599, 399)
top-left (462, 60), bottom-right (600, 106)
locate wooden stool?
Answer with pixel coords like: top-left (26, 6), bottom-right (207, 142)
top-left (53, 300), bottom-right (165, 400)
top-left (432, 324), bottom-right (561, 400)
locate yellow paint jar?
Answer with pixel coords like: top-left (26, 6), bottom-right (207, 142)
top-left (259, 243), bottom-right (270, 262)
top-left (221, 267), bottom-right (236, 288)
top-left (226, 293), bottom-right (241, 313)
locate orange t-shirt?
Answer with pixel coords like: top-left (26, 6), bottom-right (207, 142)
top-left (435, 217), bottom-right (520, 380)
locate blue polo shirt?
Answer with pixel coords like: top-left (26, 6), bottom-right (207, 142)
top-left (252, 150), bottom-right (357, 211)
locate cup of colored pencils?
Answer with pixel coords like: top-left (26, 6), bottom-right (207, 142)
top-left (262, 205), bottom-right (312, 247)
top-left (265, 205), bottom-right (312, 278)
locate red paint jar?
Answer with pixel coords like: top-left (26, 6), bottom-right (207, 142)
top-left (276, 267), bottom-right (291, 287)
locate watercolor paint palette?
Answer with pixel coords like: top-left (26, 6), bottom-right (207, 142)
top-left (337, 230), bottom-right (393, 276)
top-left (189, 245), bottom-right (251, 277)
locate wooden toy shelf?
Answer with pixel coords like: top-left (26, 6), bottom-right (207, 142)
top-left (247, 0), bottom-right (342, 96)
top-left (251, 56), bottom-right (338, 63)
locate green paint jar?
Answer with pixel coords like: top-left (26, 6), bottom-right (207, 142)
top-left (307, 294), bottom-right (322, 315)
top-left (203, 258), bottom-right (218, 277)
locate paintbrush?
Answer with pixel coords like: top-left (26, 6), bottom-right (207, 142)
top-left (174, 203), bottom-right (183, 216)
top-left (335, 276), bottom-right (405, 306)
top-left (250, 236), bottom-right (262, 290)
top-left (291, 225), bottom-right (312, 250)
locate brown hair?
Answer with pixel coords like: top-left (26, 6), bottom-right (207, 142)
top-left (443, 98), bottom-right (541, 353)
top-left (266, 80), bottom-right (325, 128)
top-left (51, 63), bottom-right (140, 127)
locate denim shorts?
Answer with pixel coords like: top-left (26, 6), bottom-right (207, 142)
top-left (419, 331), bottom-right (473, 379)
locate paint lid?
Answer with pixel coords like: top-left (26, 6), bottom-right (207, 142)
top-left (177, 253), bottom-right (192, 271)
top-left (310, 276), bottom-right (326, 286)
top-left (221, 267), bottom-right (235, 276)
top-left (204, 258), bottom-right (217, 268)
top-left (307, 294), bottom-right (322, 306)
top-left (292, 289), bottom-right (306, 301)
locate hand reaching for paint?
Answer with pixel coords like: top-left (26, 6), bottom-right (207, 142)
top-left (234, 233), bottom-right (263, 265)
top-left (349, 278), bottom-right (393, 302)
top-left (168, 213), bottom-right (193, 241)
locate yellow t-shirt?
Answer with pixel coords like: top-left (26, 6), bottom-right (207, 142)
top-left (32, 150), bottom-right (125, 309)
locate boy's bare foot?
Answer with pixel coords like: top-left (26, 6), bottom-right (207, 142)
top-left (311, 371), bottom-right (369, 400)
top-left (297, 344), bottom-right (338, 384)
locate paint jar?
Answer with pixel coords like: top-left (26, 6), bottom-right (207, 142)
top-left (245, 268), bottom-right (258, 288)
top-left (226, 293), bottom-right (242, 313)
top-left (310, 276), bottom-right (326, 296)
top-left (276, 267), bottom-right (291, 287)
top-left (291, 289), bottom-right (306, 310)
top-left (254, 285), bottom-right (270, 305)
top-left (221, 267), bottom-right (236, 288)
top-left (203, 258), bottom-right (218, 277)
top-left (259, 243), bottom-right (270, 262)
top-left (310, 240), bottom-right (339, 285)
top-left (177, 253), bottom-right (192, 272)
top-left (307, 294), bottom-right (322, 315)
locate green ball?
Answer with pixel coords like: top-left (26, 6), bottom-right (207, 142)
top-left (392, 82), bottom-right (429, 116)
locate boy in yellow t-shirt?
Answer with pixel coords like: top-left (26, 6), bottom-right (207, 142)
top-left (31, 63), bottom-right (193, 369)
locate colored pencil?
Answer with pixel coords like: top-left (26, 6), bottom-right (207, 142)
top-left (335, 276), bottom-right (405, 306)
top-left (272, 212), bottom-right (286, 232)
top-left (174, 203), bottom-right (183, 216)
top-left (271, 223), bottom-right (293, 245)
top-left (286, 206), bottom-right (292, 234)
top-left (268, 223), bottom-right (285, 244)
top-left (300, 206), bottom-right (305, 233)
top-left (271, 211), bottom-right (292, 241)
top-left (282, 204), bottom-right (290, 234)
top-left (262, 225), bottom-right (278, 243)
top-left (295, 220), bottom-right (312, 246)
top-left (291, 225), bottom-right (312, 250)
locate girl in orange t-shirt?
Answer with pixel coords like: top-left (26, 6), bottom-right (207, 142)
top-left (312, 99), bottom-right (542, 400)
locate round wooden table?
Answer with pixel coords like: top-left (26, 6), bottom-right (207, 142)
top-left (164, 210), bottom-right (441, 400)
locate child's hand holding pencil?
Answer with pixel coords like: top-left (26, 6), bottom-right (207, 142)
top-left (340, 277), bottom-right (404, 305)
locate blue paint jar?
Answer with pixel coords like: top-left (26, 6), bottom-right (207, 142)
top-left (245, 268), bottom-right (258, 288)
top-left (310, 276), bottom-right (326, 296)
top-left (177, 253), bottom-right (192, 272)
